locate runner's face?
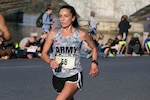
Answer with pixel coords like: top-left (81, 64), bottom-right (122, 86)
top-left (59, 8), bottom-right (75, 28)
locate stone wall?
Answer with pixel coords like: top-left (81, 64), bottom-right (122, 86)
top-left (64, 0), bottom-right (149, 21)
top-left (79, 19), bottom-right (143, 33)
top-left (64, 0), bottom-right (149, 32)
top-left (0, 0), bottom-right (30, 13)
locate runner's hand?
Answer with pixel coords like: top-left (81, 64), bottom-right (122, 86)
top-left (49, 60), bottom-right (58, 69)
top-left (89, 63), bottom-right (99, 77)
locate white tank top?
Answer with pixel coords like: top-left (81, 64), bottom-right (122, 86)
top-left (52, 28), bottom-right (82, 78)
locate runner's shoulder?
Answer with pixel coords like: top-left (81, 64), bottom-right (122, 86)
top-left (79, 29), bottom-right (89, 41)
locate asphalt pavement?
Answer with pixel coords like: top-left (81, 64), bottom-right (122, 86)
top-left (0, 56), bottom-right (150, 100)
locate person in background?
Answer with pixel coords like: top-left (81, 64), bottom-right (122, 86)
top-left (96, 33), bottom-right (105, 57)
top-left (36, 32), bottom-right (48, 57)
top-left (90, 33), bottom-right (104, 58)
top-left (22, 36), bottom-right (38, 59)
top-left (101, 38), bottom-right (114, 57)
top-left (88, 11), bottom-right (99, 35)
top-left (126, 33), bottom-right (142, 56)
top-left (41, 5), bottom-right (99, 100)
top-left (42, 6), bottom-right (54, 33)
top-left (143, 15), bottom-right (150, 44)
top-left (110, 34), bottom-right (126, 56)
top-left (118, 15), bottom-right (131, 41)
top-left (143, 34), bottom-right (150, 55)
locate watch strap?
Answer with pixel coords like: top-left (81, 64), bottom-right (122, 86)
top-left (92, 60), bottom-right (98, 65)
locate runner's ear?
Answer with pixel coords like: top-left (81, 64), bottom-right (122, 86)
top-left (72, 16), bottom-right (75, 22)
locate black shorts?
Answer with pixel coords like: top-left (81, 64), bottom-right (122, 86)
top-left (52, 72), bottom-right (83, 93)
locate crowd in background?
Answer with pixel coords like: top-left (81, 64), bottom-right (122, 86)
top-left (0, 5), bottom-right (150, 60)
top-left (83, 11), bottom-right (150, 58)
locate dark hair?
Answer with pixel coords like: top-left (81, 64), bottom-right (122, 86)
top-left (59, 5), bottom-right (79, 28)
top-left (121, 15), bottom-right (128, 20)
top-left (45, 6), bottom-right (52, 11)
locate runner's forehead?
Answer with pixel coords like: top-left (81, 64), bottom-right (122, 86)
top-left (59, 8), bottom-right (72, 15)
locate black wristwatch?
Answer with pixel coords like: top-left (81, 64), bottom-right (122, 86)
top-left (92, 60), bottom-right (98, 65)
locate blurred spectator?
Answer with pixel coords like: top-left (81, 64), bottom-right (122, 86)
top-left (17, 37), bottom-right (29, 58)
top-left (101, 38), bottom-right (114, 57)
top-left (110, 34), bottom-right (126, 56)
top-left (93, 33), bottom-right (105, 57)
top-left (88, 11), bottom-right (99, 35)
top-left (118, 15), bottom-right (131, 40)
top-left (91, 33), bottom-right (99, 47)
top-left (143, 34), bottom-right (150, 55)
top-left (143, 15), bottom-right (150, 44)
top-left (42, 6), bottom-right (54, 33)
top-left (23, 36), bottom-right (38, 59)
top-left (37, 32), bottom-right (48, 57)
top-left (19, 37), bottom-right (29, 50)
top-left (126, 33), bottom-right (142, 56)
top-left (19, 33), bottom-right (38, 59)
top-left (89, 33), bottom-right (102, 58)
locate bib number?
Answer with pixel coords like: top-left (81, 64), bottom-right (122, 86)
top-left (56, 56), bottom-right (75, 69)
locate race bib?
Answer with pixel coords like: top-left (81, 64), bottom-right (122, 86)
top-left (55, 56), bottom-right (75, 69)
